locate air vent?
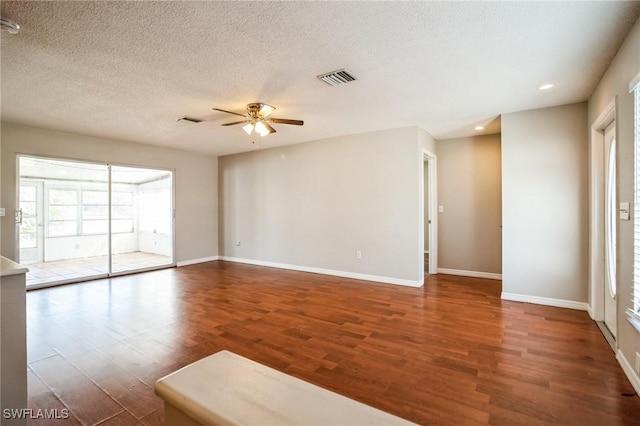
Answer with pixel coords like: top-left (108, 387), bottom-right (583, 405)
top-left (177, 116), bottom-right (203, 123)
top-left (317, 68), bottom-right (357, 86)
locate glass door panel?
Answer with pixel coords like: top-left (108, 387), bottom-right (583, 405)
top-left (18, 181), bottom-right (43, 264)
top-left (110, 165), bottom-right (174, 274)
top-left (603, 122), bottom-right (617, 337)
top-left (19, 157), bottom-right (109, 287)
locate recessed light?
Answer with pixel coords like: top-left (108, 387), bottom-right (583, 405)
top-left (474, 126), bottom-right (484, 131)
top-left (538, 83), bottom-right (554, 90)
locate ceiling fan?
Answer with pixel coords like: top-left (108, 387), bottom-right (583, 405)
top-left (212, 103), bottom-right (304, 137)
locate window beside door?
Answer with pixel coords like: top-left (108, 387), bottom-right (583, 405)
top-left (629, 80), bottom-right (640, 328)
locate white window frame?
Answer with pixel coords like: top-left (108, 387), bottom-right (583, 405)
top-left (628, 74), bottom-right (640, 331)
top-left (46, 185), bottom-right (135, 238)
top-left (109, 190), bottom-right (135, 234)
top-left (46, 187), bottom-right (79, 237)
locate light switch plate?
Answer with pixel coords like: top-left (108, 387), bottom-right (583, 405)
top-left (438, 205), bottom-right (444, 213)
top-left (620, 202), bottom-right (630, 221)
top-left (0, 208), bottom-right (5, 217)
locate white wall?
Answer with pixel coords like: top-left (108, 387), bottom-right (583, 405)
top-left (45, 234), bottom-right (137, 262)
top-left (0, 123), bottom-right (218, 265)
top-left (437, 134), bottom-right (502, 275)
top-left (502, 103), bottom-right (589, 303)
top-left (419, 127), bottom-right (437, 154)
top-left (588, 17), bottom-right (640, 390)
top-left (219, 126), bottom-right (423, 285)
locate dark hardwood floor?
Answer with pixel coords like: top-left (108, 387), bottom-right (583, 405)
top-left (25, 261), bottom-right (639, 425)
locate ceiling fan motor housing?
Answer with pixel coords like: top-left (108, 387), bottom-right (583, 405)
top-left (247, 103), bottom-right (275, 119)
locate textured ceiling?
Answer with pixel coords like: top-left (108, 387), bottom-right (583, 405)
top-left (1, 1), bottom-right (639, 156)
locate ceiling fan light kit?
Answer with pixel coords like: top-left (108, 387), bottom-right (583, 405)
top-left (242, 122), bottom-right (254, 135)
top-left (256, 103), bottom-right (275, 117)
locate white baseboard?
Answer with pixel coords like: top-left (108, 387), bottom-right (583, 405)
top-left (219, 256), bottom-right (423, 288)
top-left (617, 349), bottom-right (640, 396)
top-left (501, 292), bottom-right (589, 311)
top-left (437, 268), bottom-right (502, 280)
top-left (177, 256), bottom-right (219, 267)
top-left (587, 304), bottom-right (595, 320)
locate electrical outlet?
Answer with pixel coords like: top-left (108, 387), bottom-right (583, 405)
top-left (356, 250), bottom-right (362, 259)
top-left (236, 241), bottom-right (241, 247)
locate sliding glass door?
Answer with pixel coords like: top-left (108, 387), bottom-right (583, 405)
top-left (18, 156), bottom-right (174, 288)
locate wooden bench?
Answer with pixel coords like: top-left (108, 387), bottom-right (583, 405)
top-left (155, 350), bottom-right (416, 425)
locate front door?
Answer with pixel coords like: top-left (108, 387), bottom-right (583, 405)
top-left (603, 120), bottom-right (617, 338)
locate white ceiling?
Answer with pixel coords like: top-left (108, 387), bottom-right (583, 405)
top-left (1, 1), bottom-right (639, 156)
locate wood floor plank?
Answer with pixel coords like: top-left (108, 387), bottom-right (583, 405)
top-left (27, 370), bottom-right (81, 426)
top-left (95, 375), bottom-right (161, 421)
top-left (95, 410), bottom-right (140, 426)
top-left (139, 409), bottom-right (163, 426)
top-left (24, 262), bottom-right (640, 425)
top-left (66, 351), bottom-right (163, 420)
top-left (29, 355), bottom-right (124, 425)
top-left (26, 331), bottom-right (57, 364)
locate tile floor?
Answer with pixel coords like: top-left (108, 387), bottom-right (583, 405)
top-left (24, 252), bottom-right (172, 287)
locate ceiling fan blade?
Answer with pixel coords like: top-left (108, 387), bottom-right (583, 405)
top-left (212, 108), bottom-right (247, 118)
top-left (177, 116), bottom-right (204, 123)
top-left (262, 121), bottom-right (276, 134)
top-left (270, 118), bottom-right (304, 126)
top-left (221, 120), bottom-right (249, 126)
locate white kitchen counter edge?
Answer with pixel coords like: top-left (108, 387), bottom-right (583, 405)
top-left (0, 256), bottom-right (29, 277)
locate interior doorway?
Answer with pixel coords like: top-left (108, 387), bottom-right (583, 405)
top-left (17, 156), bottom-right (175, 288)
top-left (421, 149), bottom-right (437, 277)
top-left (424, 161), bottom-right (430, 276)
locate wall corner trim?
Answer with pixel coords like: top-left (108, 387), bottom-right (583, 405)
top-left (587, 303), bottom-right (595, 320)
top-left (617, 349), bottom-right (640, 397)
top-left (219, 256), bottom-right (423, 288)
top-left (437, 268), bottom-right (502, 280)
top-left (501, 292), bottom-right (589, 311)
top-left (177, 256), bottom-right (219, 267)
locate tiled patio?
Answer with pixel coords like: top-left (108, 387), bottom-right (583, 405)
top-left (23, 251), bottom-right (172, 287)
